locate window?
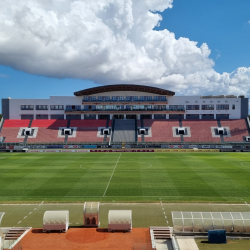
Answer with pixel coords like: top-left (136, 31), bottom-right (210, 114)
top-left (20, 105), bottom-right (34, 110)
top-left (117, 96), bottom-right (124, 101)
top-left (169, 105), bottom-right (185, 110)
top-left (216, 104), bottom-right (229, 110)
top-left (186, 105), bottom-right (199, 110)
top-left (202, 105), bottom-right (214, 110)
top-left (50, 105), bottom-right (64, 110)
top-left (66, 105), bottom-right (81, 110)
top-left (232, 104), bottom-right (235, 110)
top-left (36, 105), bottom-right (48, 110)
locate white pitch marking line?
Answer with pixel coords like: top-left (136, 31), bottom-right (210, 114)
top-left (162, 208), bottom-right (164, 210)
top-left (103, 153), bottom-right (122, 197)
top-left (39, 201), bottom-right (44, 206)
top-left (164, 212), bottom-right (165, 214)
top-left (142, 162), bottom-right (152, 170)
top-left (18, 221), bottom-right (21, 224)
top-left (24, 216), bottom-right (27, 219)
top-left (34, 208), bottom-right (37, 210)
top-left (29, 212), bottom-right (32, 214)
top-left (241, 162), bottom-right (250, 166)
top-left (80, 165), bottom-right (85, 169)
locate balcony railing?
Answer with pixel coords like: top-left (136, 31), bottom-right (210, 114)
top-left (65, 108), bottom-right (185, 112)
top-left (82, 99), bottom-right (167, 103)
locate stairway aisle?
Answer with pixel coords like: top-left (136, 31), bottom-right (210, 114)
top-left (112, 119), bottom-right (135, 142)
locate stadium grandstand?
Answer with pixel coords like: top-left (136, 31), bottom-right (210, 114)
top-left (0, 84), bottom-right (250, 148)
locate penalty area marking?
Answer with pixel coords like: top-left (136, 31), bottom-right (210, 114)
top-left (103, 153), bottom-right (122, 197)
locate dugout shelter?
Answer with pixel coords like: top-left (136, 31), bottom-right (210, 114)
top-left (108, 210), bottom-right (132, 232)
top-left (83, 202), bottom-right (100, 227)
top-left (43, 211), bottom-right (69, 232)
top-left (172, 211), bottom-right (250, 233)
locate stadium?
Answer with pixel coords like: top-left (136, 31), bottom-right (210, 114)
top-left (1, 84), bottom-right (250, 250)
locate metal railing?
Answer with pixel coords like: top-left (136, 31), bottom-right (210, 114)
top-left (65, 108), bottom-right (185, 112)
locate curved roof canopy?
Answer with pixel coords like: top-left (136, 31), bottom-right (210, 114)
top-left (172, 211), bottom-right (250, 233)
top-left (74, 84), bottom-right (175, 96)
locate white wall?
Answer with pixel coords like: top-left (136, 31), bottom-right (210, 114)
top-left (7, 92), bottom-right (242, 119)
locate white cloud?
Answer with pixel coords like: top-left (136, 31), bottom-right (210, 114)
top-left (0, 0), bottom-right (249, 97)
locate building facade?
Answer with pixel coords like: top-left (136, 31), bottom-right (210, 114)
top-left (1, 84), bottom-right (248, 120)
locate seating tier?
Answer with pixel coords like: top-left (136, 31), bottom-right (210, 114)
top-left (182, 120), bottom-right (221, 143)
top-left (31, 119), bottom-right (67, 128)
top-left (3, 119), bottom-right (30, 128)
top-left (27, 119), bottom-right (68, 143)
top-left (144, 120), bottom-right (181, 142)
top-left (221, 119), bottom-right (248, 142)
top-left (1, 120), bottom-right (30, 142)
top-left (67, 119), bottom-right (110, 142)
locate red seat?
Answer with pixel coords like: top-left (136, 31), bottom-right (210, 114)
top-left (27, 120), bottom-right (67, 143)
top-left (221, 119), bottom-right (248, 142)
top-left (143, 119), bottom-right (181, 142)
top-left (67, 120), bottom-right (111, 142)
top-left (1, 120), bottom-right (30, 142)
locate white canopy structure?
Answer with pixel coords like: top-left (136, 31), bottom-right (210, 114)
top-left (172, 211), bottom-right (250, 233)
top-left (83, 202), bottom-right (100, 227)
top-left (108, 210), bottom-right (132, 232)
top-left (43, 211), bottom-right (69, 232)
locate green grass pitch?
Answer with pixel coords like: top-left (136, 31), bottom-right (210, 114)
top-left (0, 152), bottom-right (250, 203)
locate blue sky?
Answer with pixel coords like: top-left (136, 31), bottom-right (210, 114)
top-left (0, 0), bottom-right (250, 112)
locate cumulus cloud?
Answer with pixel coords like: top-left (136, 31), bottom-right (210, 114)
top-left (0, 0), bottom-right (249, 97)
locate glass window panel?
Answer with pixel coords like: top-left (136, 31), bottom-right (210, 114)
top-left (192, 212), bottom-right (202, 219)
top-left (213, 219), bottom-right (224, 230)
top-left (182, 212), bottom-right (192, 219)
top-left (203, 219), bottom-right (213, 231)
top-left (212, 212), bottom-right (222, 220)
top-left (172, 212), bottom-right (182, 218)
top-left (241, 213), bottom-right (250, 220)
top-left (173, 219), bottom-right (184, 232)
top-left (193, 219), bottom-right (204, 232)
top-left (202, 212), bottom-right (212, 219)
top-left (183, 219), bottom-right (193, 232)
top-left (244, 220), bottom-right (250, 233)
top-left (231, 213), bottom-right (242, 220)
top-left (221, 212), bottom-right (232, 220)
top-left (233, 220), bottom-right (244, 233)
top-left (223, 220), bottom-right (233, 232)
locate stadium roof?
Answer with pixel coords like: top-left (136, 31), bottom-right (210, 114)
top-left (74, 84), bottom-right (175, 96)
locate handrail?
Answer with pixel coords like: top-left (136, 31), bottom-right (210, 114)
top-left (65, 108), bottom-right (185, 112)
